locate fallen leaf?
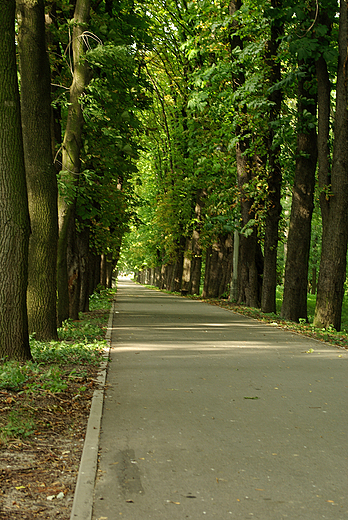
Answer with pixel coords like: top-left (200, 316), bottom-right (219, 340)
top-left (15, 486), bottom-right (26, 490)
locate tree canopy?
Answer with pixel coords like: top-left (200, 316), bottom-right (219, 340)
top-left (1, 0), bottom-right (347, 360)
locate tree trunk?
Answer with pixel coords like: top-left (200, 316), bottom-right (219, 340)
top-left (57, 0), bottom-right (91, 323)
top-left (100, 253), bottom-right (107, 287)
top-left (182, 237), bottom-right (192, 293)
top-left (189, 188), bottom-right (205, 295)
top-left (281, 62), bottom-right (317, 322)
top-left (313, 1), bottom-right (348, 331)
top-left (67, 202), bottom-right (80, 320)
top-left (230, 0), bottom-right (262, 308)
top-left (170, 236), bottom-right (186, 292)
top-left (17, 0), bottom-right (58, 340)
top-left (202, 235), bottom-right (233, 299)
top-left (261, 0), bottom-right (283, 313)
top-left (78, 227), bottom-right (90, 312)
top-left (153, 266), bottom-right (160, 287)
top-left (0, 1), bottom-right (31, 361)
top-left (230, 226), bottom-right (239, 301)
top-left (88, 253), bottom-right (100, 294)
top-left (238, 229), bottom-right (263, 308)
top-left (190, 228), bottom-right (202, 295)
top-left (106, 252), bottom-right (113, 288)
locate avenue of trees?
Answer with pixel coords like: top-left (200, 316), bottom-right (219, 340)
top-left (123, 0), bottom-right (348, 330)
top-left (0, 0), bottom-right (347, 361)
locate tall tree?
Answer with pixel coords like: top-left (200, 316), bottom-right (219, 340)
top-left (229, 0), bottom-right (263, 308)
top-left (57, 0), bottom-right (91, 323)
top-left (261, 0), bottom-right (283, 313)
top-left (0, 0), bottom-right (31, 361)
top-left (17, 0), bottom-right (59, 340)
top-left (281, 61), bottom-right (317, 322)
top-left (314, 0), bottom-right (348, 330)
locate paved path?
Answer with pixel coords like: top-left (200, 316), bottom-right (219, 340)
top-left (92, 279), bottom-right (347, 520)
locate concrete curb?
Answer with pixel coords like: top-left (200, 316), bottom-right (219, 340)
top-left (69, 299), bottom-right (115, 520)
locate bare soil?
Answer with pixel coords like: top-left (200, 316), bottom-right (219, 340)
top-left (0, 368), bottom-right (99, 520)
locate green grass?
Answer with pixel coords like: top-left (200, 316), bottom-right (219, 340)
top-left (276, 287), bottom-right (348, 331)
top-left (0, 289), bottom-right (115, 444)
top-left (0, 288), bottom-right (114, 441)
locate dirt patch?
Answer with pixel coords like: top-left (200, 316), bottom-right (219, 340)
top-left (0, 364), bottom-right (101, 519)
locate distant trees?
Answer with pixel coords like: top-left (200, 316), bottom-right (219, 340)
top-left (122, 0), bottom-right (348, 331)
top-left (1, 0), bottom-right (150, 360)
top-left (1, 0), bottom-right (348, 361)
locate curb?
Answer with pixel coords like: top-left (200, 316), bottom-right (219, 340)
top-left (69, 299), bottom-right (115, 520)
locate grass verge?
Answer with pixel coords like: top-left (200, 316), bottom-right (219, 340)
top-left (0, 287), bottom-right (115, 443)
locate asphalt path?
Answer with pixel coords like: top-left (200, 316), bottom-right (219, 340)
top-left (92, 279), bottom-right (348, 520)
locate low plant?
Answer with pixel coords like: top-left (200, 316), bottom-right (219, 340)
top-left (1, 410), bottom-right (35, 441)
top-left (0, 287), bottom-right (113, 442)
top-left (0, 362), bottom-right (39, 391)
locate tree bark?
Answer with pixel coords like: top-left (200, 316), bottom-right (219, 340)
top-left (281, 62), bottom-right (318, 322)
top-left (181, 237), bottom-right (192, 293)
top-left (0, 1), bottom-right (31, 361)
top-left (100, 253), bottom-right (107, 287)
top-left (16, 0), bottom-right (58, 340)
top-left (230, 226), bottom-right (239, 301)
top-left (261, 0), bottom-right (283, 313)
top-left (170, 236), bottom-right (186, 292)
top-left (189, 188), bottom-right (205, 295)
top-left (313, 0), bottom-right (348, 331)
top-left (106, 252), bottom-right (114, 288)
top-left (202, 234), bottom-right (233, 299)
top-left (190, 228), bottom-right (202, 295)
top-left (229, 0), bottom-right (262, 307)
top-left (57, 0), bottom-right (91, 324)
top-left (78, 227), bottom-right (90, 312)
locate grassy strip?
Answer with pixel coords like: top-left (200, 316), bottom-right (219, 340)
top-left (0, 287), bottom-right (115, 442)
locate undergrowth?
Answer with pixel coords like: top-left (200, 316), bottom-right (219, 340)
top-left (0, 287), bottom-right (115, 442)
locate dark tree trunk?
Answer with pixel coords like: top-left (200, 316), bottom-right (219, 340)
top-left (106, 253), bottom-right (113, 288)
top-left (88, 253), bottom-right (99, 294)
top-left (202, 235), bottom-right (233, 299)
top-left (17, 0), bottom-right (58, 340)
top-left (314, 0), bottom-right (348, 330)
top-left (189, 189), bottom-right (205, 295)
top-left (164, 263), bottom-right (174, 290)
top-left (281, 62), bottom-right (318, 322)
top-left (238, 229), bottom-right (263, 307)
top-left (229, 0), bottom-right (262, 307)
top-left (0, 1), bottom-right (31, 361)
top-left (190, 228), bottom-right (202, 295)
top-left (154, 266), bottom-right (161, 287)
top-left (261, 0), bottom-right (283, 313)
top-left (67, 203), bottom-right (80, 320)
top-left (57, 0), bottom-right (91, 322)
top-left (182, 237), bottom-right (192, 293)
top-left (78, 227), bottom-right (90, 312)
top-left (100, 253), bottom-right (107, 287)
top-left (170, 236), bottom-right (186, 292)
